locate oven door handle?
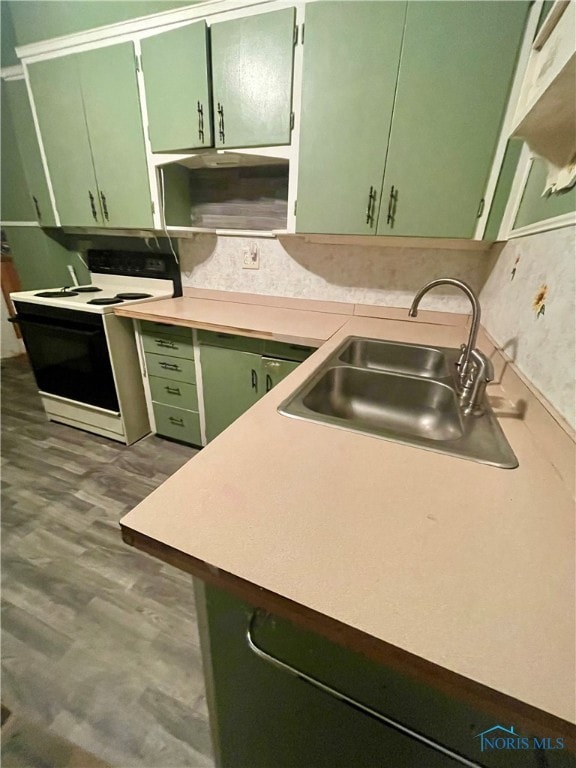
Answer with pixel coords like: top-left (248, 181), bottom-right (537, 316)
top-left (11, 316), bottom-right (102, 337)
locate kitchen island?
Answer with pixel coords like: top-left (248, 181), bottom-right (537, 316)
top-left (116, 290), bottom-right (575, 765)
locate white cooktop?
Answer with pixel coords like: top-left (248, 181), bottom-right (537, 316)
top-left (10, 275), bottom-right (174, 315)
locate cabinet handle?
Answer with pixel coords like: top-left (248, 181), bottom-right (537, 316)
top-left (156, 338), bottom-right (177, 348)
top-left (365, 186), bottom-right (377, 226)
top-left (265, 373), bottom-right (273, 392)
top-left (88, 190), bottom-right (98, 222)
top-left (197, 101), bottom-right (204, 143)
top-left (217, 102), bottom-right (225, 143)
top-left (100, 191), bottom-right (109, 222)
top-left (251, 368), bottom-right (258, 392)
top-left (247, 611), bottom-right (484, 768)
top-left (168, 416), bottom-right (184, 426)
top-left (476, 198), bottom-right (485, 219)
top-left (32, 196), bottom-right (42, 221)
top-left (217, 333), bottom-right (233, 339)
top-left (165, 386), bottom-right (181, 395)
top-left (159, 361), bottom-right (180, 371)
top-left (387, 186), bottom-right (398, 227)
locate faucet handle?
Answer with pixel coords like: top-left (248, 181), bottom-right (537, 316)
top-left (471, 349), bottom-right (494, 383)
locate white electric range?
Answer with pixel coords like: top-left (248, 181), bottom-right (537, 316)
top-left (10, 249), bottom-right (180, 444)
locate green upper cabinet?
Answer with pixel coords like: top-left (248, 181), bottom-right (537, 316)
top-left (296, 0), bottom-right (528, 239)
top-left (296, 2), bottom-right (407, 235)
top-left (78, 44), bottom-right (153, 229)
top-left (27, 43), bottom-right (153, 229)
top-left (4, 78), bottom-right (56, 226)
top-left (210, 8), bottom-right (296, 148)
top-left (1, 83), bottom-right (35, 223)
top-left (513, 157), bottom-right (576, 230)
top-left (27, 54), bottom-right (103, 227)
top-left (141, 22), bottom-right (213, 153)
top-left (377, 1), bottom-right (529, 238)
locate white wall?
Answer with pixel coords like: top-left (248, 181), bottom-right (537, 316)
top-left (179, 235), bottom-right (492, 313)
top-left (480, 226), bottom-right (576, 429)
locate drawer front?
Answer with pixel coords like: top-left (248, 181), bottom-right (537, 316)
top-left (149, 375), bottom-right (198, 410)
top-left (263, 340), bottom-right (316, 362)
top-left (146, 353), bottom-right (196, 383)
top-left (142, 331), bottom-right (194, 359)
top-left (140, 320), bottom-right (192, 338)
top-left (153, 403), bottom-right (201, 445)
top-left (198, 329), bottom-right (264, 354)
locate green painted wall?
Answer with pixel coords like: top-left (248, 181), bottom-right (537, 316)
top-left (3, 227), bottom-right (90, 290)
top-left (514, 158), bottom-right (576, 230)
top-left (1, 1), bottom-right (18, 66)
top-left (7, 1), bottom-right (197, 46)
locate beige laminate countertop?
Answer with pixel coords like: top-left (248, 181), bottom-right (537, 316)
top-left (118, 297), bottom-right (575, 737)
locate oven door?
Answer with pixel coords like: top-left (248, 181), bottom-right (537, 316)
top-left (12, 303), bottom-right (120, 412)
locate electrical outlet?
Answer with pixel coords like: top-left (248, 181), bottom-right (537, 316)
top-left (242, 241), bottom-right (260, 270)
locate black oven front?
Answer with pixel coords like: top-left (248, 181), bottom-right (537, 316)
top-left (12, 301), bottom-right (119, 412)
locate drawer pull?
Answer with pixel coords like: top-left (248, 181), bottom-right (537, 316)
top-left (156, 339), bottom-right (177, 349)
top-left (168, 416), bottom-right (184, 426)
top-left (165, 386), bottom-right (181, 396)
top-left (159, 362), bottom-right (180, 371)
top-left (265, 374), bottom-right (273, 393)
top-left (247, 611), bottom-right (484, 768)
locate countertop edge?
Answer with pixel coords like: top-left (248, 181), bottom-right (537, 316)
top-left (121, 523), bottom-right (576, 745)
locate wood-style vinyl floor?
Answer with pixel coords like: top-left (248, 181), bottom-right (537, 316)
top-left (1, 355), bottom-right (214, 768)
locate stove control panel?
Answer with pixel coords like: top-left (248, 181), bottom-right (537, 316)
top-left (88, 250), bottom-right (172, 279)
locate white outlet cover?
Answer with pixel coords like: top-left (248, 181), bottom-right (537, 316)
top-left (242, 242), bottom-right (260, 269)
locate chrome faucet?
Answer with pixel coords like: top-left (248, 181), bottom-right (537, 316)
top-left (408, 278), bottom-right (493, 415)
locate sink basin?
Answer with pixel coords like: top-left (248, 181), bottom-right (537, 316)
top-left (338, 338), bottom-right (450, 379)
top-left (303, 367), bottom-right (463, 442)
top-left (278, 336), bottom-right (518, 469)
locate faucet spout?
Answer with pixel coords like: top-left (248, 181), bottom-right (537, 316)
top-left (408, 278), bottom-right (480, 381)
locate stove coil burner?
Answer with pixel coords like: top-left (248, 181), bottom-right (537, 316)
top-left (34, 290), bottom-right (79, 298)
top-left (87, 297), bottom-right (125, 306)
top-left (75, 286), bottom-right (102, 293)
top-left (115, 292), bottom-right (153, 300)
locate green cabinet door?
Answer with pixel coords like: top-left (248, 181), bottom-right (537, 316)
top-left (513, 157), bottom-right (576, 230)
top-left (201, 346), bottom-right (262, 441)
top-left (27, 55), bottom-right (102, 227)
top-left (4, 79), bottom-right (57, 226)
top-left (262, 356), bottom-right (298, 393)
top-left (377, 1), bottom-right (529, 238)
top-left (296, 2), bottom-right (407, 235)
top-left (210, 8), bottom-right (296, 148)
top-left (0, 84), bottom-right (35, 223)
top-left (141, 22), bottom-right (212, 152)
top-left (78, 43), bottom-right (153, 229)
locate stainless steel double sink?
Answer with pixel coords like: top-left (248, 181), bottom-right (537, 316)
top-left (278, 337), bottom-right (518, 469)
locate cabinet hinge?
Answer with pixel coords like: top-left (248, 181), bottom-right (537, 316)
top-left (293, 200), bottom-right (297, 215)
top-left (135, 54), bottom-right (141, 72)
top-left (301, 23), bottom-right (305, 43)
top-left (151, 201), bottom-right (155, 215)
top-left (293, 24), bottom-right (298, 45)
top-left (290, 112), bottom-right (295, 131)
top-left (476, 198), bottom-right (485, 219)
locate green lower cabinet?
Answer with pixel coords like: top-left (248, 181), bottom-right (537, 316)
top-left (200, 345), bottom-right (262, 442)
top-left (197, 582), bottom-right (573, 768)
top-left (200, 333), bottom-right (312, 442)
top-left (152, 402), bottom-right (201, 445)
top-left (146, 353), bottom-right (196, 384)
top-left (262, 356), bottom-right (299, 392)
top-left (149, 376), bottom-right (198, 411)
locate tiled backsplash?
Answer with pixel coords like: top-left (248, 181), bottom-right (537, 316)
top-left (179, 235), bottom-right (492, 313)
top-left (480, 226), bottom-right (576, 429)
